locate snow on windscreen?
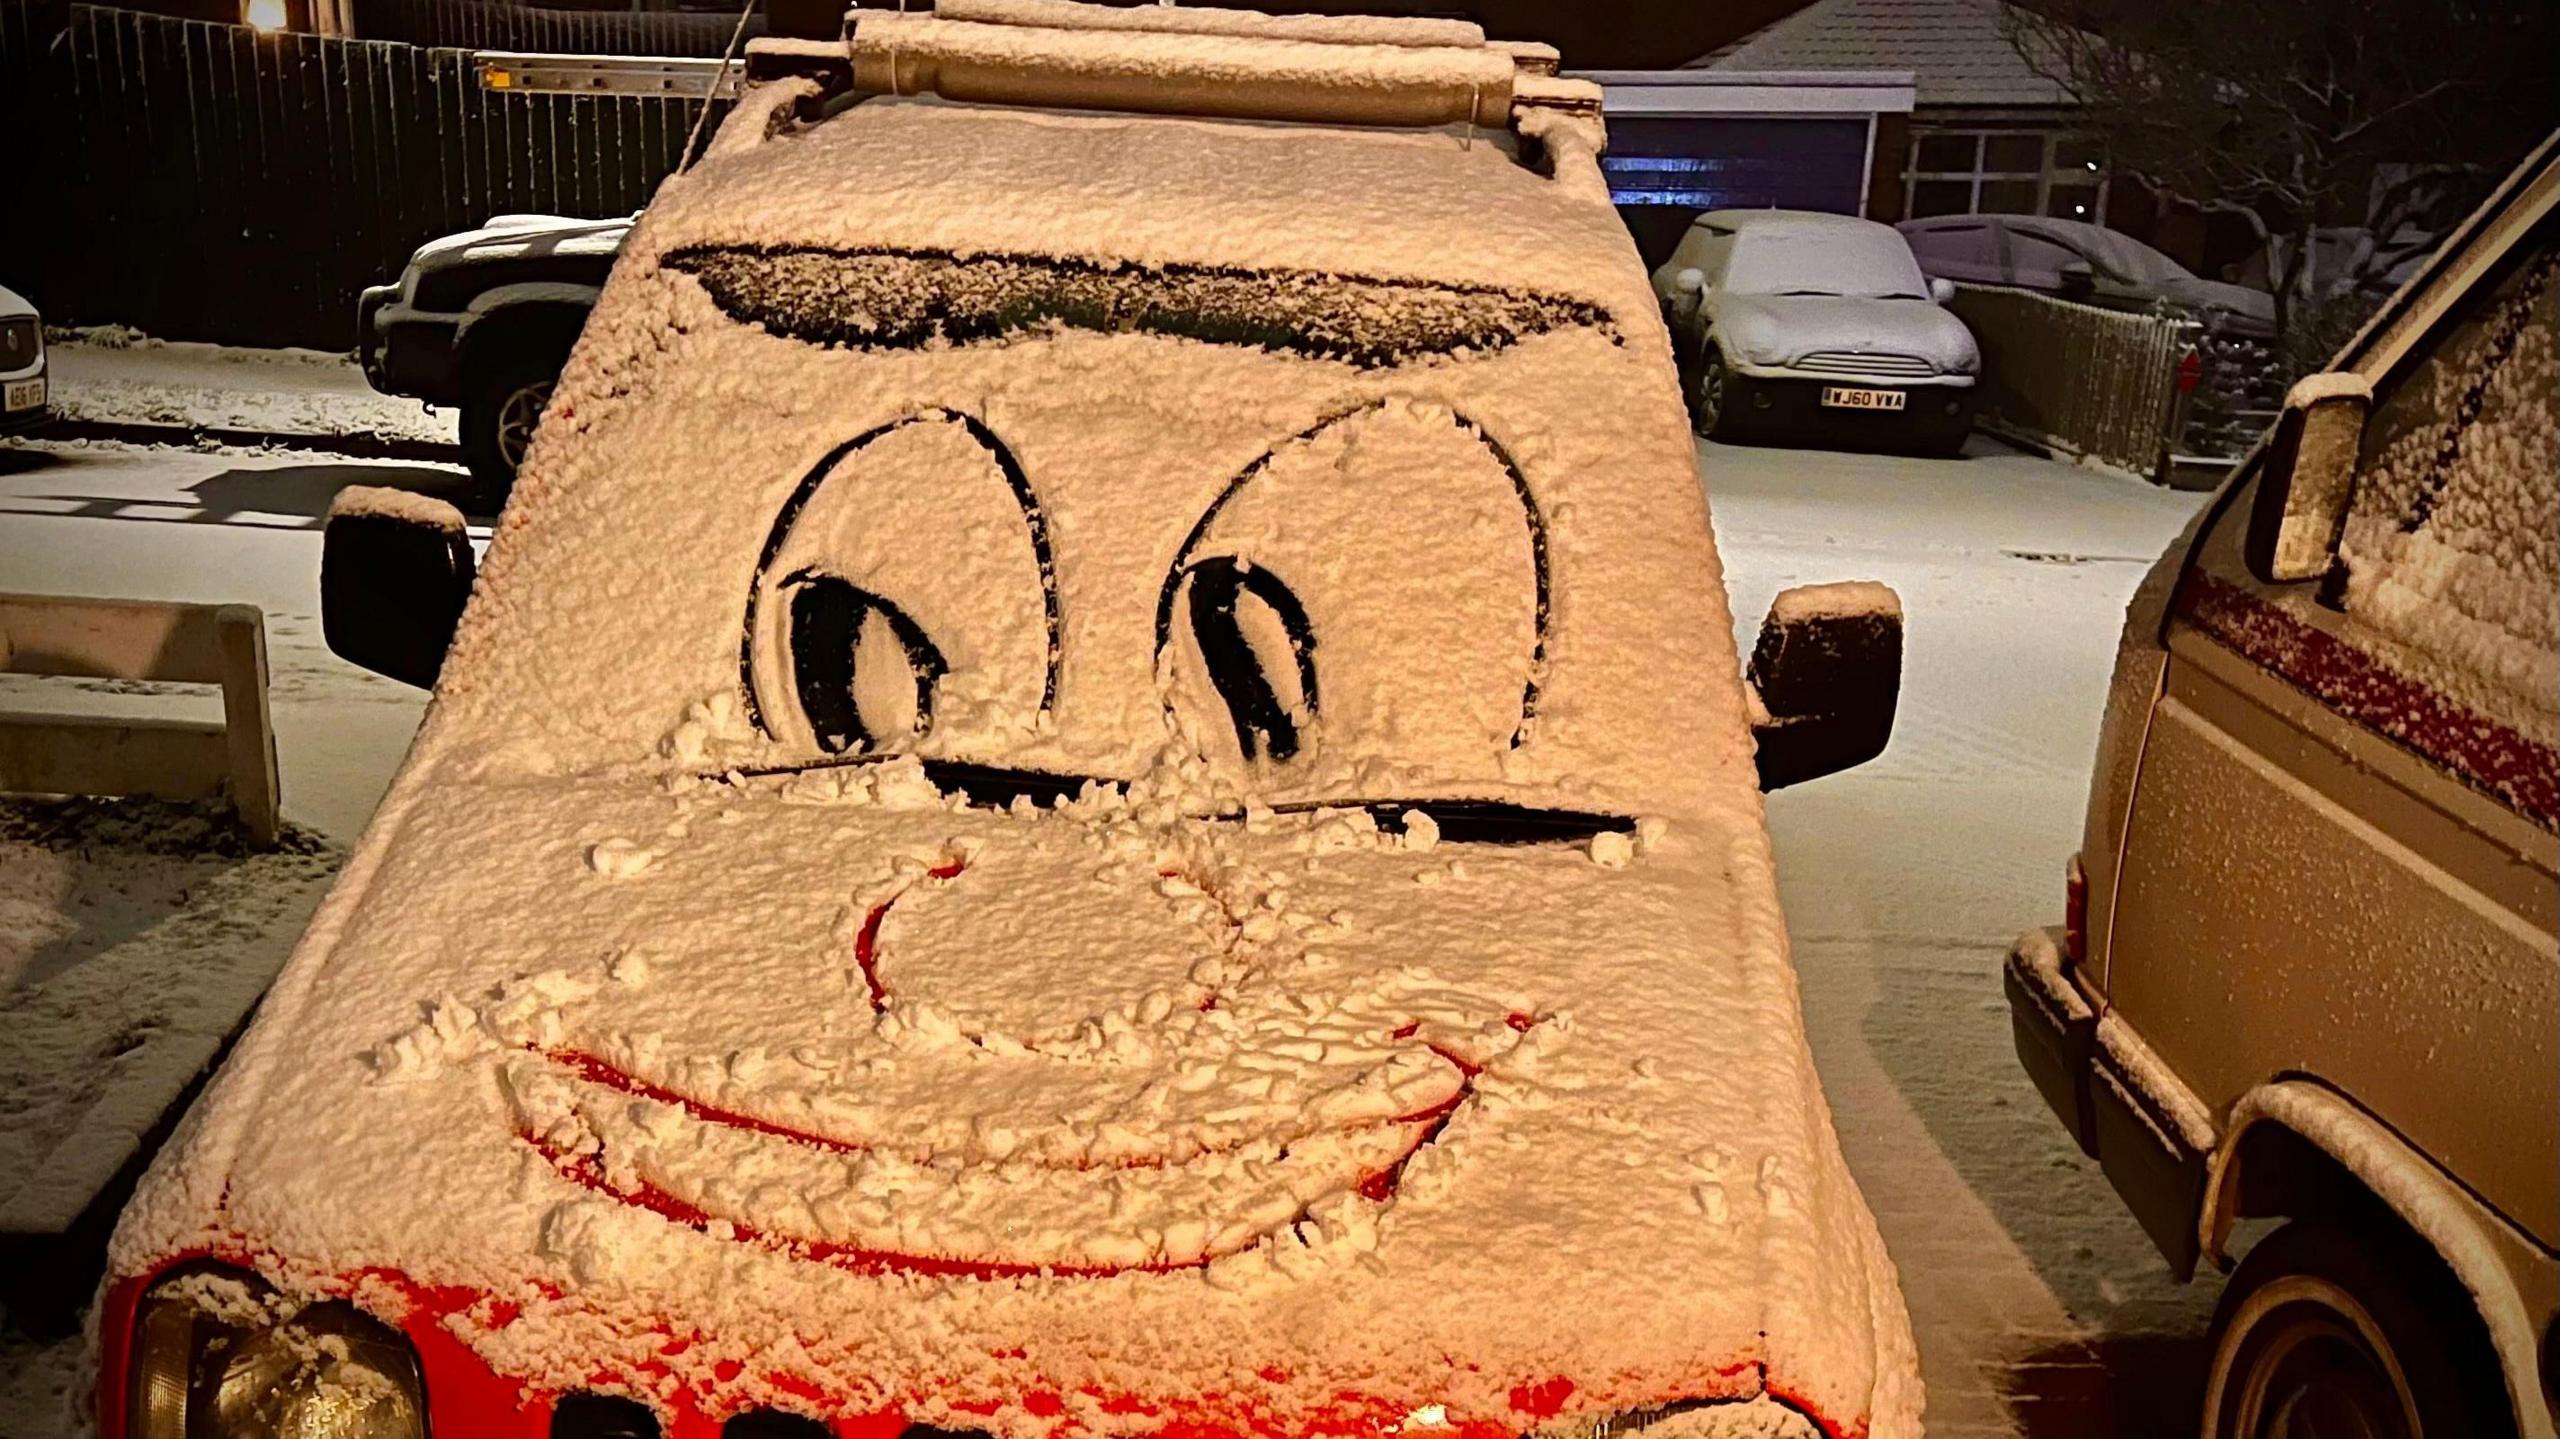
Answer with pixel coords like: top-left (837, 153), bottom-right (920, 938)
top-left (2337, 245), bottom-right (2557, 739)
top-left (666, 246), bottom-right (1620, 370)
top-left (1724, 228), bottom-right (1928, 301)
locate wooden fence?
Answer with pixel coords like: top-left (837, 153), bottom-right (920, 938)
top-left (6, 4), bottom-right (721, 348)
top-left (1950, 284), bottom-right (2202, 484)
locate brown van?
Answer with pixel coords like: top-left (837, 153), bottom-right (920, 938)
top-left (2006, 134), bottom-right (2558, 1438)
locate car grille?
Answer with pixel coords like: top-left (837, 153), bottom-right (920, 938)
top-left (0, 318), bottom-right (35, 370)
top-left (1793, 350), bottom-right (1935, 378)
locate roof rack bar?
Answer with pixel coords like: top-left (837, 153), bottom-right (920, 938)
top-left (847, 11), bottom-right (1519, 129)
top-left (929, 0), bottom-right (1486, 50)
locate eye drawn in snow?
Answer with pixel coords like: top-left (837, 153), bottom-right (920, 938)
top-left (740, 409), bottom-right (1060, 754)
top-left (1160, 399), bottom-right (1551, 767)
top-left (492, 800), bottom-right (1558, 1281)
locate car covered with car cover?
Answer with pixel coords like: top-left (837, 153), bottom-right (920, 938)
top-left (98, 6), bottom-right (1923, 1439)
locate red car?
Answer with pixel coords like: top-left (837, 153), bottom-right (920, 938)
top-left (98, 7), bottom-right (1921, 1439)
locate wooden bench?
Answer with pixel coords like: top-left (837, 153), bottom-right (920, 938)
top-left (0, 594), bottom-right (281, 844)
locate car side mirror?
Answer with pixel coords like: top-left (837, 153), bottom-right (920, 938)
top-left (1747, 582), bottom-right (1902, 791)
top-left (1929, 276), bottom-right (1957, 304)
top-left (2057, 260), bottom-right (2096, 295)
top-left (2244, 372), bottom-right (2371, 584)
top-left (321, 487), bottom-right (475, 689)
top-left (1674, 266), bottom-right (1708, 296)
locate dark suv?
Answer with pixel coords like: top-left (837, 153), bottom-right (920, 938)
top-left (357, 213), bottom-right (627, 502)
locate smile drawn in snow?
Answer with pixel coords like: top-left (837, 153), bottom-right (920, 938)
top-left (510, 834), bottom-right (1555, 1280)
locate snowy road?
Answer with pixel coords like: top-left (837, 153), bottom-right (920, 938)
top-left (0, 433), bottom-right (2211, 1436)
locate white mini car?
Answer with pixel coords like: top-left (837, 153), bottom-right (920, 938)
top-left (98, 8), bottom-right (1924, 1439)
top-left (0, 282), bottom-right (46, 435)
top-left (1652, 211), bottom-right (1979, 454)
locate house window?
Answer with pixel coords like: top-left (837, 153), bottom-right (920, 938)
top-left (1904, 131), bottom-right (2108, 221)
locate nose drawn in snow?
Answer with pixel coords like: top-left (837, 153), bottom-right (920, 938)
top-left (1159, 399), bottom-right (1552, 775)
top-left (740, 409), bottom-right (1059, 758)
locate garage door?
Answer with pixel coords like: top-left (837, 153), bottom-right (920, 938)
top-left (1605, 117), bottom-right (1873, 268)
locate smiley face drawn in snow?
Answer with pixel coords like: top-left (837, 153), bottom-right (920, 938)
top-left (492, 255), bottom-right (1634, 1279)
top-left (495, 408), bottom-right (1621, 1279)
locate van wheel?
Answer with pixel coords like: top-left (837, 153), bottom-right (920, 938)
top-left (2203, 1219), bottom-right (2513, 1439)
top-left (459, 349), bottom-right (565, 512)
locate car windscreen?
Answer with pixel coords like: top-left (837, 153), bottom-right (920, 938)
top-left (1722, 228), bottom-right (1929, 300)
top-left (639, 246), bottom-right (1654, 838)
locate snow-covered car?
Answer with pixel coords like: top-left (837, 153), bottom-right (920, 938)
top-left (356, 213), bottom-right (629, 504)
top-left (1897, 213), bottom-right (2277, 337)
top-left (2005, 137), bottom-right (2557, 1438)
top-left (97, 8), bottom-right (1924, 1439)
top-left (1651, 211), bottom-right (1979, 455)
top-left (0, 283), bottom-right (46, 434)
top-left (1898, 213), bottom-right (2287, 465)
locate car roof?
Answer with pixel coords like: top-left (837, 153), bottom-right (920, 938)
top-left (644, 95), bottom-right (1651, 329)
top-left (1693, 208), bottom-right (1896, 237)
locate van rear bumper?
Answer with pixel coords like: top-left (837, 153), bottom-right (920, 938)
top-left (2004, 927), bottom-right (2098, 1155)
top-left (2004, 927), bottom-right (2213, 1278)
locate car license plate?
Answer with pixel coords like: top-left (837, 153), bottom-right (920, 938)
top-left (4, 377), bottom-right (41, 412)
top-left (1821, 386), bottom-right (1905, 411)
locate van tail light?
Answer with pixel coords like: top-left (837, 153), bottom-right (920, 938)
top-left (2064, 854), bottom-right (2089, 966)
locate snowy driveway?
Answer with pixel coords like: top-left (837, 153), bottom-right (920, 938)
top-left (1707, 435), bottom-right (2216, 1437)
top-left (0, 433), bottom-right (2211, 1436)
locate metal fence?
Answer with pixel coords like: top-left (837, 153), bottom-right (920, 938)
top-left (1948, 284), bottom-right (2201, 483)
top-left (3, 4), bottom-right (719, 348)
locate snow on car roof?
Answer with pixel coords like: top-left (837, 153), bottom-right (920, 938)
top-left (641, 95), bottom-right (1654, 329)
top-left (110, 84), bottom-right (1921, 1439)
top-left (938, 0), bottom-right (1488, 51)
top-left (1693, 209), bottom-right (1898, 236)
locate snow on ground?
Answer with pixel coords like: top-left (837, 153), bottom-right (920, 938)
top-left (0, 441), bottom-right (456, 840)
top-left (0, 427), bottom-right (2212, 1437)
top-left (1706, 433), bottom-right (2218, 1436)
top-left (1, 800), bottom-right (340, 1206)
top-left (44, 331), bottom-right (456, 447)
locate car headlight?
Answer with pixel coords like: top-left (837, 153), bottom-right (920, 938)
top-left (128, 1266), bottom-right (426, 1439)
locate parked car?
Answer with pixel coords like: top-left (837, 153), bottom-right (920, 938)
top-left (1898, 213), bottom-right (2277, 335)
top-left (1651, 210), bottom-right (1979, 454)
top-left (1901, 213), bottom-right (2286, 467)
top-left (358, 213), bottom-right (629, 504)
top-left (2004, 135), bottom-right (2556, 1438)
top-left (0, 283), bottom-right (47, 434)
top-left (97, 9), bottom-right (1926, 1439)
